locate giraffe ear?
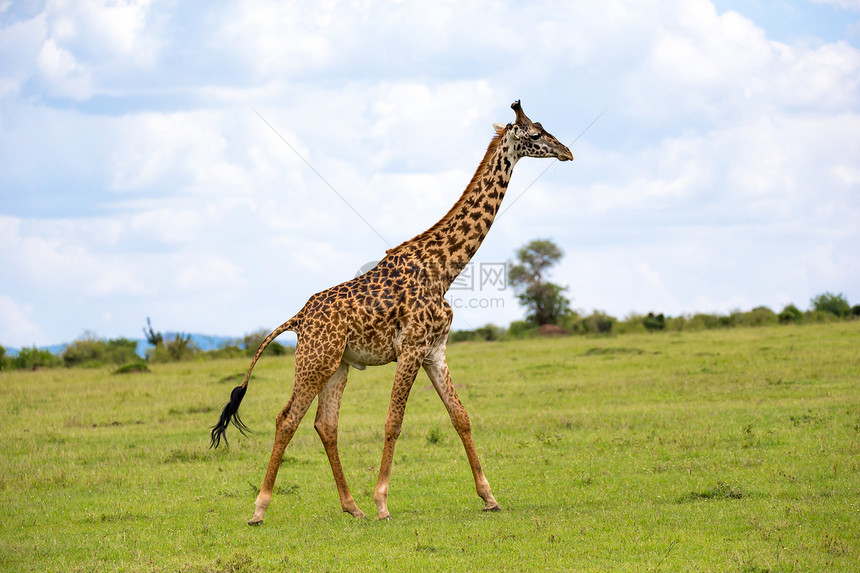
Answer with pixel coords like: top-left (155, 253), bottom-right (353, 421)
top-left (493, 123), bottom-right (506, 135)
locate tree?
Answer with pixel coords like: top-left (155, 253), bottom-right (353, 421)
top-left (143, 317), bottom-right (163, 347)
top-left (811, 292), bottom-right (850, 318)
top-left (142, 318), bottom-right (197, 362)
top-left (508, 239), bottom-right (571, 326)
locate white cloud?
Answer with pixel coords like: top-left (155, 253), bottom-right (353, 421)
top-left (0, 215), bottom-right (149, 298)
top-left (832, 164), bottom-right (860, 184)
top-left (813, 0), bottom-right (860, 11)
top-left (0, 0), bottom-right (858, 344)
top-left (36, 37), bottom-right (92, 99)
top-left (614, 1), bottom-right (860, 133)
top-left (773, 41), bottom-right (860, 109)
top-left (43, 0), bottom-right (160, 66)
top-left (175, 255), bottom-right (244, 292)
top-left (108, 111), bottom-right (231, 192)
top-left (1, 0), bottom-right (161, 101)
top-left (0, 10), bottom-right (47, 96)
top-left (0, 295), bottom-right (43, 348)
top-left (218, 0), bottom-right (336, 78)
top-left (648, 5), bottom-right (771, 87)
top-left (635, 262), bottom-right (664, 288)
top-left (128, 206), bottom-right (205, 245)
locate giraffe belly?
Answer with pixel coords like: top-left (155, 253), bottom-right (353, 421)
top-left (342, 338), bottom-right (396, 369)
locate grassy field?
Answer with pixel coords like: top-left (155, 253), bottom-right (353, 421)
top-left (1, 323), bottom-right (858, 572)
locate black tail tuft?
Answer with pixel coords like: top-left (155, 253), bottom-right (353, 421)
top-left (210, 385), bottom-right (251, 448)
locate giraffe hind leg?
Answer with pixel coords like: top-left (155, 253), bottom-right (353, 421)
top-left (248, 323), bottom-right (347, 525)
top-left (314, 362), bottom-right (365, 518)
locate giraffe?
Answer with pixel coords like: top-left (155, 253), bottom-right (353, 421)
top-left (211, 100), bottom-right (573, 525)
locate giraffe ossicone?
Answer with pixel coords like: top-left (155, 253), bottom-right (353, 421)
top-left (210, 100), bottom-right (573, 525)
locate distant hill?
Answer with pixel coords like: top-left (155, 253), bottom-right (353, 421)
top-left (4, 333), bottom-right (295, 359)
top-left (4, 343), bottom-right (69, 357)
top-left (161, 333), bottom-right (237, 353)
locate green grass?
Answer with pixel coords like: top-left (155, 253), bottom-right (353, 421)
top-left (1, 323), bottom-right (858, 572)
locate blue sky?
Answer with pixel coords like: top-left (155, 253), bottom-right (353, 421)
top-left (1, 0), bottom-right (858, 348)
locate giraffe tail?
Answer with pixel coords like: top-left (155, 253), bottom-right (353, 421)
top-left (209, 316), bottom-right (300, 448)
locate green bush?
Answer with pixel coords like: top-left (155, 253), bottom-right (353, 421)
top-left (113, 362), bottom-right (150, 375)
top-left (664, 315), bottom-right (689, 331)
top-left (441, 293), bottom-right (859, 344)
top-left (615, 315), bottom-right (645, 335)
top-left (448, 324), bottom-right (506, 343)
top-left (205, 343), bottom-right (247, 361)
top-left (733, 306), bottom-right (777, 327)
top-left (803, 310), bottom-right (839, 324)
top-left (476, 324), bottom-right (505, 341)
top-left (779, 304), bottom-right (803, 324)
top-left (811, 292), bottom-right (851, 318)
top-left (643, 312), bottom-right (666, 331)
top-left (149, 333), bottom-right (199, 363)
top-left (555, 310), bottom-right (580, 333)
top-left (206, 329), bottom-right (292, 360)
top-left (675, 314), bottom-right (704, 332)
top-left (575, 311), bottom-right (616, 334)
top-left (684, 313), bottom-right (734, 331)
top-left (10, 346), bottom-right (62, 370)
top-left (506, 320), bottom-right (537, 339)
top-left (239, 329), bottom-right (289, 356)
top-left (63, 333), bottom-right (140, 367)
top-left (616, 313), bottom-right (667, 334)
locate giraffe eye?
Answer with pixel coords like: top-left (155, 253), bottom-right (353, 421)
top-left (529, 132), bottom-right (540, 140)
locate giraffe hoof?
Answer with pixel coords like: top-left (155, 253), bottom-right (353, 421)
top-left (345, 508), bottom-right (366, 519)
top-left (483, 504), bottom-right (502, 512)
top-left (248, 518), bottom-right (264, 526)
top-left (376, 513), bottom-right (391, 521)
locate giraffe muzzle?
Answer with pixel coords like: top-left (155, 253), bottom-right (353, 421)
top-left (558, 147), bottom-right (574, 162)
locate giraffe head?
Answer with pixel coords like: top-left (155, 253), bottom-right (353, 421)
top-left (494, 100), bottom-right (573, 162)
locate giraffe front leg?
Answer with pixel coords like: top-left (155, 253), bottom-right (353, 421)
top-left (374, 352), bottom-right (423, 520)
top-left (423, 351), bottom-right (500, 512)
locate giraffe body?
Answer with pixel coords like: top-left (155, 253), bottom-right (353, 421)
top-left (210, 101), bottom-right (573, 524)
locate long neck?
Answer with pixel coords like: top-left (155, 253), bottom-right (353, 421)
top-left (388, 134), bottom-right (517, 290)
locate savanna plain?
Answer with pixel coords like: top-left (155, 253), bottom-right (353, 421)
top-left (1, 323), bottom-right (858, 572)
